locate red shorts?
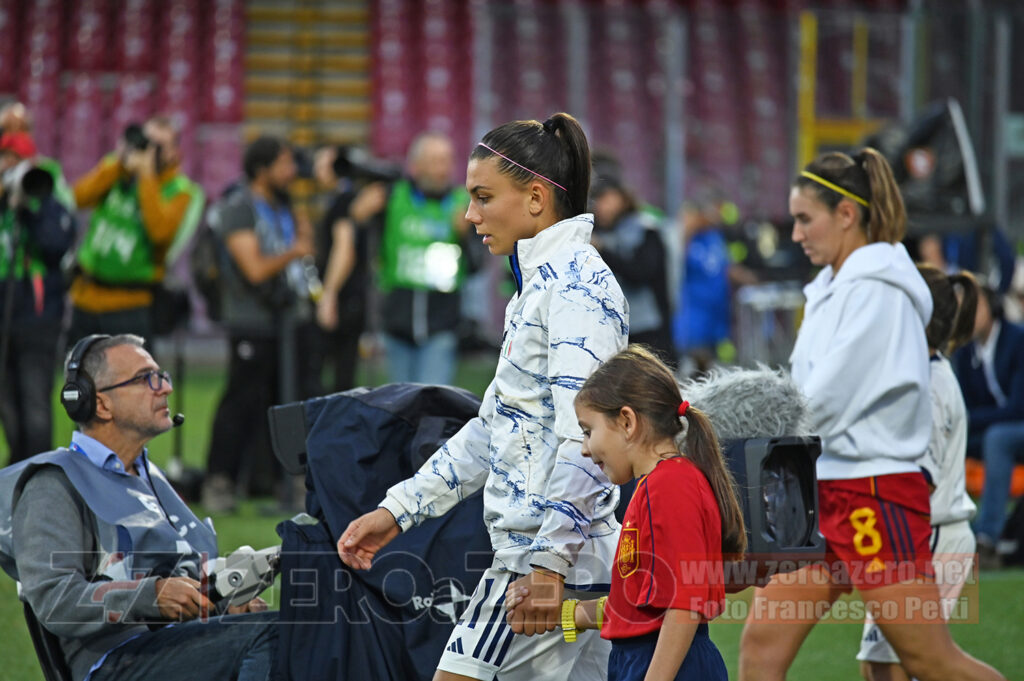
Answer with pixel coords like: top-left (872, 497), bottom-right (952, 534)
top-left (818, 473), bottom-right (934, 591)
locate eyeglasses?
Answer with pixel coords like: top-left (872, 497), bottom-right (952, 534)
top-left (97, 370), bottom-right (172, 393)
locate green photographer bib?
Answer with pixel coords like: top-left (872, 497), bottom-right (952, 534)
top-left (0, 210), bottom-right (46, 280)
top-left (76, 173), bottom-right (202, 285)
top-left (379, 180), bottom-right (468, 293)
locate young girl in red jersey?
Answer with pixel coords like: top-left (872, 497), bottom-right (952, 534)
top-left (507, 345), bottom-right (747, 681)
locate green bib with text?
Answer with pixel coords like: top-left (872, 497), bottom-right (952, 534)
top-left (76, 173), bottom-right (202, 285)
top-left (379, 180), bottom-right (468, 293)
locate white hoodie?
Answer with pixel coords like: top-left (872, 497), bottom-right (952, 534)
top-left (380, 214), bottom-right (628, 584)
top-left (790, 242), bottom-right (933, 480)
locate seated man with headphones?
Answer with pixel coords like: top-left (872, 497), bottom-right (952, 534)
top-left (0, 334), bottom-right (277, 681)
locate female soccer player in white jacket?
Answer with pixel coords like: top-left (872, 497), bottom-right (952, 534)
top-left (338, 112), bottom-right (628, 681)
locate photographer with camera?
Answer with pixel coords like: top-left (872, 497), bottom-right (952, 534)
top-left (308, 144), bottom-right (388, 393)
top-left (348, 132), bottom-right (474, 385)
top-left (202, 136), bottom-right (317, 513)
top-left (67, 115), bottom-right (204, 344)
top-left (0, 102), bottom-right (76, 210)
top-left (0, 130), bottom-right (76, 465)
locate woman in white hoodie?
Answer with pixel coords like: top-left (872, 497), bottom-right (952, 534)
top-left (337, 113), bottom-right (628, 681)
top-left (738, 149), bottom-right (1004, 681)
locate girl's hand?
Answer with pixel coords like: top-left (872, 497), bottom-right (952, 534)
top-left (505, 585), bottom-right (529, 612)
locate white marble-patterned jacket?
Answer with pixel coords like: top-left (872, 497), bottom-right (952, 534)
top-left (380, 214), bottom-right (629, 583)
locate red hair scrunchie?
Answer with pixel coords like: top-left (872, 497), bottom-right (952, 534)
top-left (677, 400), bottom-right (689, 417)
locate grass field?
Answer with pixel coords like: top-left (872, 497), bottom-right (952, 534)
top-left (1, 349), bottom-right (1022, 679)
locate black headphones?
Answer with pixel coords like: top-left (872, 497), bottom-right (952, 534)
top-left (60, 334), bottom-right (111, 423)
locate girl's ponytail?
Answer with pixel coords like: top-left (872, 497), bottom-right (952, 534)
top-left (855, 147), bottom-right (906, 244)
top-left (682, 406), bottom-right (748, 558)
top-left (917, 265), bottom-right (979, 355)
top-left (947, 272), bottom-right (979, 352)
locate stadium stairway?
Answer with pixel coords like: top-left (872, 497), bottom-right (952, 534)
top-left (244, 0), bottom-right (373, 202)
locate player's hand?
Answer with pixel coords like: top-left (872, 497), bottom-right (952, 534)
top-left (154, 576), bottom-right (212, 621)
top-left (337, 507), bottom-right (401, 570)
top-left (504, 569), bottom-right (563, 636)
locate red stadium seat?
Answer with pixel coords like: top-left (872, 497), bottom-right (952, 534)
top-left (67, 0), bottom-right (111, 72)
top-left (60, 73), bottom-right (110, 183)
top-left (115, 0), bottom-right (158, 72)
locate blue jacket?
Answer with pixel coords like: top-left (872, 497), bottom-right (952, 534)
top-left (674, 229), bottom-right (731, 350)
top-left (276, 383), bottom-right (494, 681)
top-left (952, 319), bottom-right (1024, 451)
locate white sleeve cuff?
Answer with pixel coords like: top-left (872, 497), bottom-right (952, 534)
top-left (378, 497), bottom-right (415, 532)
top-left (528, 551), bottom-right (571, 578)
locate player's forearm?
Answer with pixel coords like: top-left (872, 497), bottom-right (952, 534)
top-left (380, 415), bottom-right (492, 530)
top-left (528, 440), bottom-right (617, 575)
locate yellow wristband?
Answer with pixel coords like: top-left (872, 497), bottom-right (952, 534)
top-left (596, 596), bottom-right (608, 630)
top-left (561, 598), bottom-right (579, 643)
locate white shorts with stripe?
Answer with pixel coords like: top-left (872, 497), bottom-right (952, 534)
top-left (857, 519), bottom-right (976, 664)
top-left (436, 566), bottom-right (610, 681)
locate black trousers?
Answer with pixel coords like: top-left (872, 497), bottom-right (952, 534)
top-left (206, 335), bottom-right (279, 486)
top-left (312, 322), bottom-right (363, 394)
top-left (206, 324), bottom-right (319, 492)
top-left (0, 319), bottom-right (62, 465)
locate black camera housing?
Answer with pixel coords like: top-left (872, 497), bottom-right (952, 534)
top-left (332, 146), bottom-right (401, 183)
top-left (123, 123), bottom-right (150, 151)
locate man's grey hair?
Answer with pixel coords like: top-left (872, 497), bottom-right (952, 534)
top-left (406, 131), bottom-right (452, 165)
top-left (65, 334), bottom-right (146, 389)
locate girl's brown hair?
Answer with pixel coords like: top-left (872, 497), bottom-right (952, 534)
top-left (917, 264), bottom-right (979, 355)
top-left (575, 345), bottom-right (747, 557)
top-left (795, 147), bottom-right (906, 244)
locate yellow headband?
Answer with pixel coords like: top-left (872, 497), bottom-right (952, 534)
top-left (800, 171), bottom-right (870, 208)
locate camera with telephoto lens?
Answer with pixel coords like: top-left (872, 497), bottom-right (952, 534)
top-left (123, 123), bottom-right (150, 150)
top-left (332, 146), bottom-right (401, 183)
top-left (0, 160), bottom-right (54, 211)
top-left (123, 122), bottom-right (163, 170)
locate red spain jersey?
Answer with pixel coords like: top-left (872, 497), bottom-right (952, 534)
top-left (602, 457), bottom-right (726, 639)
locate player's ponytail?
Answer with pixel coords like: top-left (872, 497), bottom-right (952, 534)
top-left (855, 147), bottom-right (906, 244)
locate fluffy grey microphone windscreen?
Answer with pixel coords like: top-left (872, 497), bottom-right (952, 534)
top-left (680, 365), bottom-right (811, 442)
